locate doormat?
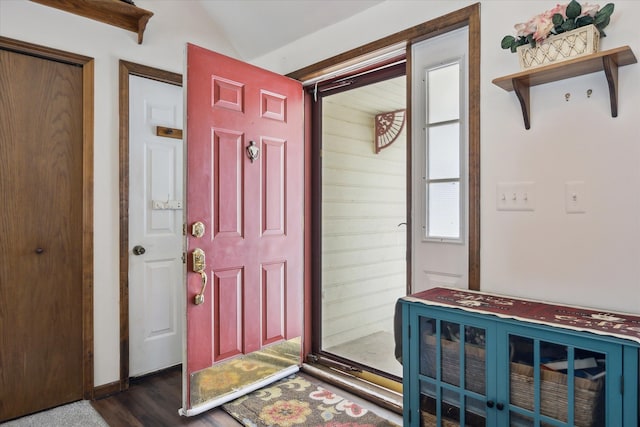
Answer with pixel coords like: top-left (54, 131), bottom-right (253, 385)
top-left (222, 374), bottom-right (400, 427)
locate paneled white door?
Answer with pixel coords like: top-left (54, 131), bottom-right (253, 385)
top-left (129, 75), bottom-right (184, 376)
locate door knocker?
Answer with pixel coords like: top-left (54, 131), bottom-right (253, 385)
top-left (246, 140), bottom-right (259, 163)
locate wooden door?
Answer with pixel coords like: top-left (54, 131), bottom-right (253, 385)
top-left (0, 48), bottom-right (84, 421)
top-left (183, 44), bottom-right (303, 413)
top-left (128, 75), bottom-right (184, 376)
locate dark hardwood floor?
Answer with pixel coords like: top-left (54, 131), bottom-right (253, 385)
top-left (91, 366), bottom-right (242, 427)
top-left (92, 366), bottom-right (403, 427)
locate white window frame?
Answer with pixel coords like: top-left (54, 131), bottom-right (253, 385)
top-left (422, 57), bottom-right (465, 244)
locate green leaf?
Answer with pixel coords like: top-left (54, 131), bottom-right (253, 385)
top-left (566, 0), bottom-right (581, 19)
top-left (596, 15), bottom-right (611, 30)
top-left (576, 15), bottom-right (594, 27)
top-left (562, 19), bottom-right (576, 31)
top-left (552, 13), bottom-right (564, 26)
top-left (600, 3), bottom-right (615, 17)
top-left (595, 4), bottom-right (614, 27)
top-left (501, 35), bottom-right (515, 49)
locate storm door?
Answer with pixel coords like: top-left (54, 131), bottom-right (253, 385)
top-left (313, 64), bottom-right (407, 381)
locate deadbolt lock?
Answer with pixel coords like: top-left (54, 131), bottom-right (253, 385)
top-left (191, 221), bottom-right (205, 238)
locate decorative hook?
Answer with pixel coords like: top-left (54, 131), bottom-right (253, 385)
top-left (246, 140), bottom-right (259, 163)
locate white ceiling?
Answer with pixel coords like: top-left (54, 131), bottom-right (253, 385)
top-left (196, 0), bottom-right (385, 60)
top-left (325, 76), bottom-right (406, 115)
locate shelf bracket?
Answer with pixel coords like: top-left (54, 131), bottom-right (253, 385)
top-left (512, 78), bottom-right (531, 130)
top-left (492, 47), bottom-right (636, 130)
top-left (602, 55), bottom-right (619, 118)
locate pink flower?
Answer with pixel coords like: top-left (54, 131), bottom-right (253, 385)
top-left (259, 399), bottom-right (311, 427)
top-left (514, 20), bottom-right (537, 38)
top-left (309, 387), bottom-right (343, 404)
top-left (580, 2), bottom-right (601, 17)
top-left (336, 400), bottom-right (368, 418)
top-left (546, 4), bottom-right (568, 19)
top-left (514, 3), bottom-right (562, 43)
top-left (531, 15), bottom-right (555, 42)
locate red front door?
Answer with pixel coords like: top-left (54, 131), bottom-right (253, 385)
top-left (183, 43), bottom-right (303, 413)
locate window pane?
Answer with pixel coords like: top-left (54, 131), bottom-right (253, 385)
top-left (427, 63), bottom-right (459, 124)
top-left (428, 123), bottom-right (459, 180)
top-left (428, 182), bottom-right (459, 239)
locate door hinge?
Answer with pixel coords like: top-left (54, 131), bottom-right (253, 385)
top-left (620, 375), bottom-right (624, 395)
top-left (408, 324), bottom-right (411, 339)
top-left (182, 252), bottom-right (186, 264)
top-left (183, 223), bottom-right (187, 236)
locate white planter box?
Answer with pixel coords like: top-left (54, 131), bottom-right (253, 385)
top-left (517, 24), bottom-right (600, 70)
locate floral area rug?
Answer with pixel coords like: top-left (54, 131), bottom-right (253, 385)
top-left (222, 374), bottom-right (400, 427)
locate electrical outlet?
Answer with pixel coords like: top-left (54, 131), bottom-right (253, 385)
top-left (496, 181), bottom-right (536, 211)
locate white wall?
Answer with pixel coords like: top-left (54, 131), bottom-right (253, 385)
top-left (481, 1), bottom-right (640, 313)
top-left (256, 0), bottom-right (640, 314)
top-left (2, 0), bottom-right (639, 388)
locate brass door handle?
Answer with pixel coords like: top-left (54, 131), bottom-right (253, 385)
top-left (192, 247), bottom-right (207, 305)
top-left (194, 271), bottom-right (207, 305)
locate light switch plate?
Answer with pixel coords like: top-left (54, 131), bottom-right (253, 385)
top-left (496, 181), bottom-right (536, 211)
top-left (565, 181), bottom-right (586, 214)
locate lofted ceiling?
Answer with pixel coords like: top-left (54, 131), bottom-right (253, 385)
top-left (196, 0), bottom-right (385, 60)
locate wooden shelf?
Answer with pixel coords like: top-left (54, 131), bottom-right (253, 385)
top-left (30, 0), bottom-right (153, 44)
top-left (492, 46), bottom-right (637, 129)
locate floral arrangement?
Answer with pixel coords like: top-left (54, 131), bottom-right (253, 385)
top-left (501, 0), bottom-right (614, 52)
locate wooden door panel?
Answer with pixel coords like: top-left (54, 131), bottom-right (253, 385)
top-left (260, 90), bottom-right (287, 121)
top-left (0, 49), bottom-right (84, 421)
top-left (262, 261), bottom-right (286, 345)
top-left (214, 268), bottom-right (243, 360)
top-left (261, 138), bottom-right (286, 235)
top-left (212, 76), bottom-right (244, 112)
top-left (213, 129), bottom-right (244, 238)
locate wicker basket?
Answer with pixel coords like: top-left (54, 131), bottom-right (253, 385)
top-left (421, 410), bottom-right (461, 427)
top-left (421, 335), bottom-right (486, 394)
top-left (420, 335), bottom-right (604, 426)
top-left (517, 24), bottom-right (600, 70)
top-left (510, 362), bottom-right (604, 427)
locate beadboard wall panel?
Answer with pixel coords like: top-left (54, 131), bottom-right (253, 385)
top-left (321, 77), bottom-right (406, 348)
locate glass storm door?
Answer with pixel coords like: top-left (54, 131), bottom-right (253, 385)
top-left (317, 71), bottom-right (408, 379)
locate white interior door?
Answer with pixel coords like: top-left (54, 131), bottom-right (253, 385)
top-left (411, 27), bottom-right (469, 293)
top-left (129, 74), bottom-right (184, 377)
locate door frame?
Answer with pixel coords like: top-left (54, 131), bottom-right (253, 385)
top-left (309, 62), bottom-right (408, 379)
top-left (0, 36), bottom-right (95, 400)
top-left (117, 60), bottom-right (182, 393)
top-left (289, 1), bottom-right (480, 381)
